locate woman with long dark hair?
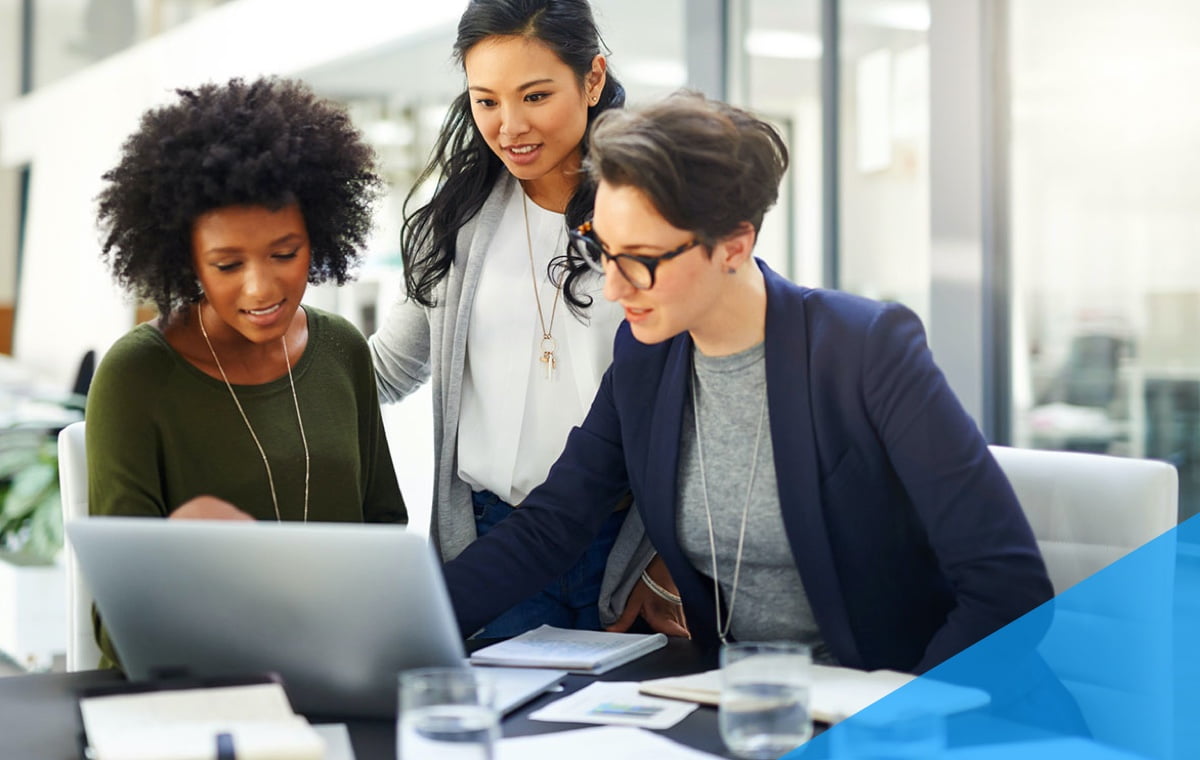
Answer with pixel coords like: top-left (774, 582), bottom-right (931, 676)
top-left (369, 0), bottom-right (687, 637)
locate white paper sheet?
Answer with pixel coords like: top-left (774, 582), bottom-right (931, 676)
top-left (79, 682), bottom-right (325, 760)
top-left (312, 724), bottom-right (356, 760)
top-left (496, 726), bottom-right (725, 760)
top-left (529, 681), bottom-right (699, 729)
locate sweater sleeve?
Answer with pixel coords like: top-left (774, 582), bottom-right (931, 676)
top-left (84, 329), bottom-right (171, 670)
top-left (85, 330), bottom-right (170, 519)
top-left (368, 295), bottom-right (432, 404)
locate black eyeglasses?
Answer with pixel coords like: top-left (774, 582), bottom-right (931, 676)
top-left (567, 220), bottom-right (702, 290)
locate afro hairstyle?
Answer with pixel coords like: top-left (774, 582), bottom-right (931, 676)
top-left (96, 76), bottom-right (381, 317)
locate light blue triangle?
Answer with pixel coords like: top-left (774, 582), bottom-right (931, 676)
top-left (782, 514), bottom-right (1200, 758)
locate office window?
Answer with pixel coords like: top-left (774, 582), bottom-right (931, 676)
top-left (30, 0), bottom-right (233, 90)
top-left (838, 0), bottom-right (930, 322)
top-left (1008, 0), bottom-right (1200, 518)
top-left (730, 0), bottom-right (822, 285)
top-left (596, 0), bottom-right (686, 105)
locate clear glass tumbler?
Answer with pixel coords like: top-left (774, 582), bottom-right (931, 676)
top-left (397, 667), bottom-right (499, 760)
top-left (719, 641), bottom-right (813, 759)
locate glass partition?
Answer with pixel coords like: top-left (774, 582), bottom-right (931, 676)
top-left (1008, 0), bottom-right (1200, 519)
top-left (730, 0), bottom-right (822, 285)
top-left (838, 0), bottom-right (930, 322)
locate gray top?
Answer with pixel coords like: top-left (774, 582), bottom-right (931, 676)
top-left (367, 174), bottom-right (653, 625)
top-left (677, 342), bottom-right (831, 661)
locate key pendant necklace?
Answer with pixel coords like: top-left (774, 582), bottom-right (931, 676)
top-left (539, 334), bottom-right (558, 380)
top-left (522, 191), bottom-right (563, 381)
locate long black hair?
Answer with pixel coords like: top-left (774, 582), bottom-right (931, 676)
top-left (401, 0), bottom-right (624, 314)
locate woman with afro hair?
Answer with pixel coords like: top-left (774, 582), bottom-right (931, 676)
top-left (87, 76), bottom-right (407, 667)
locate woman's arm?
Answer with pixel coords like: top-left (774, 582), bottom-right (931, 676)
top-left (368, 295), bottom-right (433, 404)
top-left (86, 334), bottom-right (171, 519)
top-left (862, 303), bottom-right (1052, 672)
top-left (443, 365), bottom-right (633, 636)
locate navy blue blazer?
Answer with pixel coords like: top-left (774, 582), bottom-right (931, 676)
top-left (444, 261), bottom-right (1051, 673)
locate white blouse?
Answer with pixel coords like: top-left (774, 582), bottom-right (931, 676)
top-left (457, 189), bottom-right (621, 505)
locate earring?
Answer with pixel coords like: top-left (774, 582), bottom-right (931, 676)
top-left (726, 267), bottom-right (737, 275)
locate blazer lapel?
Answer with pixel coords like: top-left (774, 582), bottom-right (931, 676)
top-left (761, 262), bottom-right (863, 668)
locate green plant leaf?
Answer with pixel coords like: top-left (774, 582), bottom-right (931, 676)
top-left (25, 484), bottom-right (63, 563)
top-left (1, 460), bottom-right (57, 522)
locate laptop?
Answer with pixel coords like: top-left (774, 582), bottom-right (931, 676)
top-left (67, 517), bottom-right (468, 718)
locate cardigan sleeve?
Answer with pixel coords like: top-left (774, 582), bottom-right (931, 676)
top-left (860, 302), bottom-right (1052, 672)
top-left (368, 295), bottom-right (432, 404)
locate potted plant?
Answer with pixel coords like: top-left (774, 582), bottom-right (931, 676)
top-left (0, 428), bottom-right (63, 563)
top-left (0, 426), bottom-right (66, 671)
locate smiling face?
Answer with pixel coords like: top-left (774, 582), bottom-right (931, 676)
top-left (464, 35), bottom-right (605, 205)
top-left (191, 203), bottom-right (311, 346)
top-left (595, 181), bottom-right (728, 346)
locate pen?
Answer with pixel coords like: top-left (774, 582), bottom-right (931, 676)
top-left (216, 731), bottom-right (237, 760)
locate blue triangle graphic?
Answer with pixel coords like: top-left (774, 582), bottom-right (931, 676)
top-left (779, 514), bottom-right (1200, 759)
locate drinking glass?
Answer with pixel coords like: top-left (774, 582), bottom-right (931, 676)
top-left (719, 641), bottom-right (813, 759)
top-left (397, 667), bottom-right (499, 760)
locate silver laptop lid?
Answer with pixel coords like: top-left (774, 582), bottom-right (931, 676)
top-left (67, 517), bottom-right (465, 717)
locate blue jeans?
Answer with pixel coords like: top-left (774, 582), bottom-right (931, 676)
top-left (471, 489), bottom-right (626, 638)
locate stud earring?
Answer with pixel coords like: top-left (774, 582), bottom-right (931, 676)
top-left (726, 267), bottom-right (737, 275)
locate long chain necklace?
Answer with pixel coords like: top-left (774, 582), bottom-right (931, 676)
top-left (691, 357), bottom-right (768, 645)
top-left (197, 302), bottom-right (310, 522)
top-left (522, 191), bottom-right (563, 381)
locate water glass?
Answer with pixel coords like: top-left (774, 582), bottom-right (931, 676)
top-left (719, 641), bottom-right (813, 760)
top-left (397, 667), bottom-right (499, 760)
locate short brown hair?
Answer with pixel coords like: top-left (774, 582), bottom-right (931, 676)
top-left (584, 91), bottom-right (788, 245)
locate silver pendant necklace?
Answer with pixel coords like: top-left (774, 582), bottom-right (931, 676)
top-left (197, 302), bottom-right (310, 522)
top-left (691, 356), bottom-right (768, 645)
top-left (522, 191), bottom-right (563, 381)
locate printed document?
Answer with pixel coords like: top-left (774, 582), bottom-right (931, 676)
top-left (529, 681), bottom-right (699, 729)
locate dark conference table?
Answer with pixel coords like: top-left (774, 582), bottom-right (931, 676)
top-left (0, 637), bottom-right (750, 759)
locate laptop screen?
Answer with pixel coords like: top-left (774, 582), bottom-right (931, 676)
top-left (68, 517), bottom-right (465, 718)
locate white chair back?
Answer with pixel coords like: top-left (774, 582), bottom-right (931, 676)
top-left (57, 420), bottom-right (102, 671)
top-left (989, 445), bottom-right (1177, 594)
top-left (989, 445), bottom-right (1178, 757)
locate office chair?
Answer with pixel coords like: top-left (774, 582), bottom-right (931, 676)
top-left (989, 445), bottom-right (1178, 757)
top-left (989, 445), bottom-right (1177, 594)
top-left (57, 420), bottom-right (103, 671)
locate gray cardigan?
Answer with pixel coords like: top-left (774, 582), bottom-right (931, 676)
top-left (368, 174), bottom-right (653, 625)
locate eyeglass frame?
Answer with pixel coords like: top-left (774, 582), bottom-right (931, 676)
top-left (568, 219), bottom-right (704, 290)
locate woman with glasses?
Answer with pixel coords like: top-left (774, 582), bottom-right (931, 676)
top-left (368, 0), bottom-right (687, 638)
top-left (445, 92), bottom-right (1052, 674)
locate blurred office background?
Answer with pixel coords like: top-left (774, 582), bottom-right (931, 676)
top-left (1, 0), bottom-right (1198, 668)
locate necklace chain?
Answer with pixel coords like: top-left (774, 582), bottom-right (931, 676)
top-left (522, 191), bottom-right (563, 380)
top-left (691, 355), bottom-right (768, 645)
top-left (197, 302), bottom-right (310, 523)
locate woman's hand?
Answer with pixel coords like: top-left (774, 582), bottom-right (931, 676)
top-left (606, 554), bottom-right (690, 638)
top-left (168, 495), bottom-right (255, 521)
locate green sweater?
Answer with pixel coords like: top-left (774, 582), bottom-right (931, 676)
top-left (86, 306), bottom-right (406, 667)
